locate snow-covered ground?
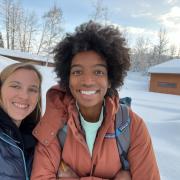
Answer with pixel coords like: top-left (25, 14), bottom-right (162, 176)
top-left (121, 72), bottom-right (180, 180)
top-left (0, 57), bottom-right (180, 179)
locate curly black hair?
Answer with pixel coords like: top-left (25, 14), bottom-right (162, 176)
top-left (53, 20), bottom-right (130, 95)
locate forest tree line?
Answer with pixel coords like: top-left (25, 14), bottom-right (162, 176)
top-left (0, 0), bottom-right (180, 72)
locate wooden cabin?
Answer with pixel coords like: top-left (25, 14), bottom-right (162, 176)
top-left (148, 59), bottom-right (180, 95)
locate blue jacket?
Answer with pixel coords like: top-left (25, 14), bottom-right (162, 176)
top-left (0, 108), bottom-right (36, 180)
top-left (0, 129), bottom-right (28, 180)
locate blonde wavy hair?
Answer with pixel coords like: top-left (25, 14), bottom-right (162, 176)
top-left (0, 62), bottom-right (42, 128)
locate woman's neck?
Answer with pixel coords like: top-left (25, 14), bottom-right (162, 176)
top-left (78, 102), bottom-right (104, 123)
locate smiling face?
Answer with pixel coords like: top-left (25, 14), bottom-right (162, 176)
top-left (0, 68), bottom-right (40, 127)
top-left (69, 51), bottom-right (110, 119)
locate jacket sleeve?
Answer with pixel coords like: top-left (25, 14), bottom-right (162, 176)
top-left (30, 141), bottom-right (109, 180)
top-left (128, 111), bottom-right (160, 180)
top-left (30, 140), bottom-right (61, 180)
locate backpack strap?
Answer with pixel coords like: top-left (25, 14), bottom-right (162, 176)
top-left (58, 125), bottom-right (67, 148)
top-left (58, 103), bottom-right (131, 171)
top-left (115, 104), bottom-right (130, 170)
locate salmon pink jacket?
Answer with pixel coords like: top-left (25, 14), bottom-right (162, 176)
top-left (31, 85), bottom-right (160, 180)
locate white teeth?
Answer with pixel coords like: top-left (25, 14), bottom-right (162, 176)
top-left (80, 90), bottom-right (96, 95)
top-left (13, 102), bottom-right (28, 109)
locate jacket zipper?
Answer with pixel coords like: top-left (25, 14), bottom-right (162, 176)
top-left (0, 132), bottom-right (29, 180)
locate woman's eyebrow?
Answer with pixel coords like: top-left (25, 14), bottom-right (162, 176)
top-left (70, 64), bottom-right (82, 69)
top-left (30, 84), bottom-right (39, 88)
top-left (93, 64), bottom-right (107, 68)
top-left (71, 64), bottom-right (107, 69)
top-left (8, 81), bottom-right (39, 88)
top-left (8, 81), bottom-right (21, 84)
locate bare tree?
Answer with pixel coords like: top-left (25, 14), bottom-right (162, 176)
top-left (37, 4), bottom-right (63, 56)
top-left (1, 0), bottom-right (13, 48)
top-left (90, 0), bottom-right (109, 24)
top-left (0, 32), bottom-right (4, 47)
top-left (9, 1), bottom-right (20, 49)
top-left (17, 10), bottom-right (37, 52)
top-left (169, 44), bottom-right (177, 59)
top-left (1, 0), bottom-right (40, 52)
top-left (1, 0), bottom-right (64, 55)
top-left (131, 36), bottom-right (152, 72)
top-left (1, 0), bottom-right (21, 49)
top-left (154, 27), bottom-right (169, 63)
top-left (177, 47), bottom-right (180, 58)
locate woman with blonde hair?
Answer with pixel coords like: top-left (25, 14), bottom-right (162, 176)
top-left (0, 62), bottom-right (42, 180)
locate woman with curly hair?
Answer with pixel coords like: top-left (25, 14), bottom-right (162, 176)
top-left (31, 21), bottom-right (160, 180)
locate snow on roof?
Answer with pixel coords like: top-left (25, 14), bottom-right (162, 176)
top-left (0, 55), bottom-right (18, 64)
top-left (0, 47), bottom-right (54, 63)
top-left (148, 59), bottom-right (180, 74)
top-left (0, 55), bottom-right (19, 71)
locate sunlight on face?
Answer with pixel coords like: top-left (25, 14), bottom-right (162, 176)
top-left (69, 51), bottom-right (110, 118)
top-left (1, 69), bottom-right (40, 127)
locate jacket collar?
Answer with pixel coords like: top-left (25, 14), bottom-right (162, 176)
top-left (33, 85), bottom-right (74, 145)
top-left (33, 85), bottom-right (119, 146)
top-left (0, 107), bottom-right (36, 151)
top-left (0, 107), bottom-right (23, 145)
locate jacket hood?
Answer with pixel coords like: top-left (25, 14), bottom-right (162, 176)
top-left (0, 107), bottom-right (18, 132)
top-left (0, 108), bottom-right (22, 145)
top-left (42, 85), bottom-right (74, 125)
top-left (33, 85), bottom-right (74, 145)
top-left (0, 107), bottom-right (36, 151)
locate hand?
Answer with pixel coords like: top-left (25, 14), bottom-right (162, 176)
top-left (57, 161), bottom-right (79, 178)
top-left (113, 170), bottom-right (131, 180)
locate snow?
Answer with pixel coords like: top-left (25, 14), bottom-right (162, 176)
top-left (0, 55), bottom-right (19, 69)
top-left (1, 58), bottom-right (180, 180)
top-left (121, 72), bottom-right (180, 180)
top-left (148, 59), bottom-right (180, 74)
top-left (0, 47), bottom-right (54, 63)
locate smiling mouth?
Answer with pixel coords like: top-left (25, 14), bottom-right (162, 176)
top-left (80, 90), bottom-right (97, 95)
top-left (13, 102), bottom-right (29, 109)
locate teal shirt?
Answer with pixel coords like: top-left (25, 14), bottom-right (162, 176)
top-left (77, 104), bottom-right (104, 156)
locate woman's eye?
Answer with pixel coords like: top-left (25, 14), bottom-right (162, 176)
top-left (10, 85), bottom-right (20, 89)
top-left (95, 70), bottom-right (104, 75)
top-left (71, 70), bottom-right (82, 75)
top-left (28, 88), bottom-right (38, 93)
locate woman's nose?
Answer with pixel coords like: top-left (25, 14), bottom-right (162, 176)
top-left (19, 89), bottom-right (29, 99)
top-left (81, 73), bottom-right (95, 85)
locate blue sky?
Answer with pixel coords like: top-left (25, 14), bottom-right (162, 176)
top-left (6, 0), bottom-right (180, 48)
